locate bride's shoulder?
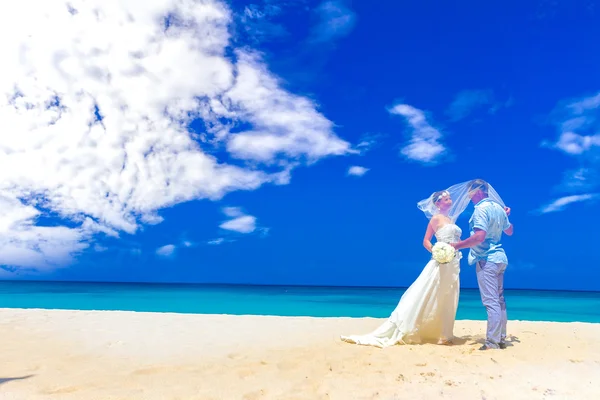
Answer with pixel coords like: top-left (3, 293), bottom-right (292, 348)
top-left (430, 214), bottom-right (444, 222)
top-left (429, 214), bottom-right (450, 231)
top-left (429, 214), bottom-right (442, 226)
top-left (431, 214), bottom-right (452, 225)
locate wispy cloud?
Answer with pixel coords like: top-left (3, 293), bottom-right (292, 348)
top-left (93, 244), bottom-right (108, 252)
top-left (207, 238), bottom-right (226, 245)
top-left (237, 1), bottom-right (289, 44)
top-left (559, 168), bottom-right (599, 192)
top-left (347, 166), bottom-right (369, 177)
top-left (309, 1), bottom-right (356, 43)
top-left (539, 91), bottom-right (600, 212)
top-left (388, 104), bottom-right (447, 165)
top-left (446, 90), bottom-right (493, 121)
top-left (446, 90), bottom-right (512, 121)
top-left (155, 244), bottom-right (176, 257)
top-left (536, 194), bottom-right (599, 214)
top-left (0, 0), bottom-right (350, 272)
top-left (352, 133), bottom-right (384, 155)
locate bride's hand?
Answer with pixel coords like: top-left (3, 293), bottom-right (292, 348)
top-left (504, 206), bottom-right (511, 216)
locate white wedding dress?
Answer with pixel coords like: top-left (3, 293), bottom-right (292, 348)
top-left (341, 224), bottom-right (462, 348)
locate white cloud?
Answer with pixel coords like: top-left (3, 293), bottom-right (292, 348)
top-left (222, 207), bottom-right (245, 218)
top-left (539, 92), bottom-right (600, 212)
top-left (389, 104), bottom-right (446, 165)
top-left (220, 216), bottom-right (257, 234)
top-left (238, 2), bottom-right (287, 44)
top-left (156, 244), bottom-right (176, 257)
top-left (551, 132), bottom-right (600, 155)
top-left (0, 195), bottom-right (97, 270)
top-left (566, 92), bottom-right (600, 114)
top-left (537, 194), bottom-right (598, 214)
top-left (0, 0), bottom-right (350, 271)
top-left (309, 1), bottom-right (356, 43)
top-left (352, 133), bottom-right (383, 155)
top-left (207, 238), bottom-right (225, 245)
top-left (219, 207), bottom-right (257, 234)
top-left (560, 167), bottom-right (599, 192)
top-left (347, 166), bottom-right (369, 177)
top-left (93, 244), bottom-right (108, 252)
top-left (545, 92), bottom-right (600, 160)
top-left (224, 52), bottom-right (350, 164)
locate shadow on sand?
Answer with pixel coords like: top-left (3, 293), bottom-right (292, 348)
top-left (0, 375), bottom-right (34, 386)
top-left (457, 334), bottom-right (520, 347)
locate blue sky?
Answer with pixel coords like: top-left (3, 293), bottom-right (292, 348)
top-left (1, 0), bottom-right (599, 291)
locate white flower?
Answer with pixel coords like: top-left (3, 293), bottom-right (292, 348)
top-left (432, 242), bottom-right (457, 264)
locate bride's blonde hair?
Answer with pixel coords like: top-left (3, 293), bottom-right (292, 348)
top-left (431, 190), bottom-right (449, 206)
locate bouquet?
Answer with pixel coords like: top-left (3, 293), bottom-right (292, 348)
top-left (431, 242), bottom-right (457, 264)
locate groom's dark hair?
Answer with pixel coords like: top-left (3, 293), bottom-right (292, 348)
top-left (468, 179), bottom-right (489, 195)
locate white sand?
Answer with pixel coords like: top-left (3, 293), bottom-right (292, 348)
top-left (1, 309), bottom-right (599, 399)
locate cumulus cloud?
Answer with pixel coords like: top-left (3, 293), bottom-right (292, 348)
top-left (309, 1), bottom-right (356, 43)
top-left (388, 104), bottom-right (446, 165)
top-left (539, 91), bottom-right (600, 212)
top-left (0, 0), bottom-right (350, 271)
top-left (219, 207), bottom-right (257, 234)
top-left (347, 166), bottom-right (369, 177)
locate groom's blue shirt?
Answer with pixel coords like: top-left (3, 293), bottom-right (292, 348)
top-left (468, 198), bottom-right (511, 266)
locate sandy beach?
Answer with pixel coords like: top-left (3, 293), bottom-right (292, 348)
top-left (0, 309), bottom-right (598, 399)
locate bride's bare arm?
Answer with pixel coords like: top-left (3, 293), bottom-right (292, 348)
top-left (422, 218), bottom-right (437, 252)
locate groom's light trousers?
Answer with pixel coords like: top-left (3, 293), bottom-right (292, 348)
top-left (476, 260), bottom-right (507, 348)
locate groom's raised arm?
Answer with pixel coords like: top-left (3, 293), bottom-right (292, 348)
top-left (503, 208), bottom-right (513, 236)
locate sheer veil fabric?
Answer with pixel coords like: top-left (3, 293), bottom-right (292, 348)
top-left (416, 180), bottom-right (506, 222)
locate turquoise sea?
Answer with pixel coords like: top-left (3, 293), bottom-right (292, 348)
top-left (0, 281), bottom-right (599, 323)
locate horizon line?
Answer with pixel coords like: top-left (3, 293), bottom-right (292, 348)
top-left (0, 278), bottom-right (599, 294)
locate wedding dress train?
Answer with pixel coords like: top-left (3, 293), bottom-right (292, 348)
top-left (341, 224), bottom-right (462, 348)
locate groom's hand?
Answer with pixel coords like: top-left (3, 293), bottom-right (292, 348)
top-left (504, 206), bottom-right (511, 216)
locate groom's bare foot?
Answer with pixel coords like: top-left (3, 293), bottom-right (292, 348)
top-left (438, 339), bottom-right (453, 346)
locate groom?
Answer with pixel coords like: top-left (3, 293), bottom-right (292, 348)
top-left (452, 179), bottom-right (513, 350)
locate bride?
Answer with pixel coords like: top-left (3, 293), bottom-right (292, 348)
top-left (340, 183), bottom-right (473, 348)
